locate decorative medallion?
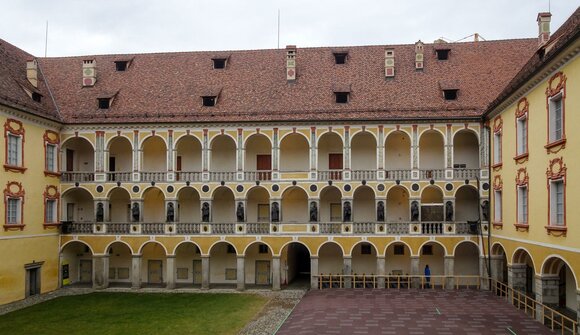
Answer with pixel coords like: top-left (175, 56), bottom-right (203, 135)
top-left (515, 168), bottom-right (528, 186)
top-left (515, 97), bottom-right (529, 119)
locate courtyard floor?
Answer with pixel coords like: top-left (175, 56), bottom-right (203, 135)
top-left (276, 289), bottom-right (554, 335)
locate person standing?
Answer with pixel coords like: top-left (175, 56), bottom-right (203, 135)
top-left (424, 264), bottom-right (431, 288)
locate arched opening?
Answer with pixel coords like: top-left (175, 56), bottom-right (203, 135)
top-left (174, 242), bottom-right (202, 288)
top-left (177, 188), bottom-right (200, 223)
top-left (209, 242), bottom-right (237, 287)
top-left (542, 257), bottom-right (577, 312)
top-left (385, 243), bottom-right (412, 275)
top-left (175, 135), bottom-right (202, 181)
top-left (491, 244), bottom-right (508, 284)
top-left (140, 242), bottom-right (167, 287)
top-left (454, 242), bottom-right (480, 279)
top-left (212, 187), bottom-right (235, 223)
top-left (109, 187), bottom-right (131, 222)
top-left (142, 188), bottom-right (165, 222)
top-left (246, 187), bottom-right (270, 222)
top-left (141, 136), bottom-right (167, 172)
top-left (107, 242), bottom-right (132, 287)
top-left (317, 132), bottom-right (343, 180)
top-left (352, 242), bottom-right (377, 279)
top-left (453, 130), bottom-right (479, 169)
top-left (421, 186), bottom-right (444, 221)
top-left (419, 130), bottom-right (444, 170)
top-left (62, 188), bottom-right (94, 222)
top-left (107, 136), bottom-right (132, 181)
top-left (353, 186), bottom-right (375, 222)
top-left (419, 242), bottom-right (445, 278)
top-left (210, 135), bottom-right (236, 173)
top-left (351, 132), bottom-right (376, 179)
top-left (384, 131), bottom-right (411, 173)
top-left (386, 186), bottom-right (409, 222)
top-left (320, 186), bottom-right (342, 222)
top-left (61, 137), bottom-right (94, 182)
top-left (245, 243), bottom-right (273, 287)
top-left (61, 241), bottom-right (93, 286)
top-left (245, 134), bottom-right (272, 180)
top-left (318, 243), bottom-right (343, 275)
top-left (279, 133), bottom-right (309, 172)
top-left (281, 242), bottom-right (311, 288)
top-left (455, 186), bottom-right (479, 222)
top-left (281, 187), bottom-right (308, 223)
top-left (513, 249), bottom-right (535, 296)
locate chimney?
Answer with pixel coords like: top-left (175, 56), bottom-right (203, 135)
top-left (415, 41), bottom-right (424, 70)
top-left (26, 59), bottom-right (38, 87)
top-left (82, 59), bottom-right (97, 87)
top-left (385, 48), bottom-right (395, 78)
top-left (537, 12), bottom-right (552, 46)
top-left (286, 45), bottom-right (296, 82)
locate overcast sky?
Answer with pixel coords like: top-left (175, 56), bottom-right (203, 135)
top-left (1, 1), bottom-right (577, 57)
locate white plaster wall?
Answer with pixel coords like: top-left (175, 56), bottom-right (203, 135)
top-left (454, 243), bottom-right (479, 275)
top-left (352, 244), bottom-right (377, 275)
top-left (351, 132), bottom-right (376, 170)
top-left (280, 134), bottom-right (309, 171)
top-left (566, 267), bottom-right (576, 311)
top-left (247, 187), bottom-right (269, 222)
top-left (63, 138), bottom-right (94, 172)
top-left (455, 187), bottom-right (479, 221)
top-left (211, 136), bottom-right (236, 172)
top-left (317, 133), bottom-right (343, 170)
top-left (143, 188), bottom-right (165, 222)
top-left (453, 131), bottom-right (479, 168)
top-left (110, 189), bottom-right (130, 222)
top-left (210, 243), bottom-right (237, 284)
top-left (63, 189), bottom-right (94, 222)
top-left (175, 243), bottom-right (201, 284)
top-left (176, 136), bottom-right (202, 171)
top-left (318, 243), bottom-right (343, 274)
top-left (419, 244), bottom-right (445, 275)
top-left (108, 137), bottom-right (132, 172)
top-left (385, 244), bottom-right (411, 274)
top-left (178, 188), bottom-right (200, 222)
top-left (245, 135), bottom-right (271, 171)
top-left (142, 136), bottom-right (166, 171)
top-left (140, 243), bottom-right (166, 284)
top-left (212, 188), bottom-right (235, 222)
top-left (281, 188), bottom-right (308, 222)
top-left (244, 244), bottom-right (272, 284)
top-left (108, 243), bottom-right (132, 282)
top-left (419, 131), bottom-right (444, 169)
top-left (386, 187), bottom-right (409, 222)
top-left (320, 187), bottom-right (341, 222)
top-left (353, 186), bottom-right (374, 222)
top-left (385, 131), bottom-right (411, 170)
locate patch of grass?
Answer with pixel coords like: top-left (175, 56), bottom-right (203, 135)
top-left (0, 292), bottom-right (267, 335)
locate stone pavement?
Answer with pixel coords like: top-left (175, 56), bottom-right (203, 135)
top-left (276, 289), bottom-right (554, 335)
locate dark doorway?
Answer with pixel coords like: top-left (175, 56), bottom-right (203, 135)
top-left (559, 266), bottom-right (566, 307)
top-left (25, 263), bottom-right (42, 297)
top-left (256, 154), bottom-right (272, 180)
top-left (328, 153), bottom-right (343, 170)
top-left (109, 156), bottom-right (116, 172)
top-left (525, 265), bottom-right (534, 296)
top-left (66, 149), bottom-right (74, 171)
top-left (284, 243), bottom-right (311, 288)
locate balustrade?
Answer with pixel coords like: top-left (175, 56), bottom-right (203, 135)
top-left (61, 172), bottom-right (95, 182)
top-left (141, 222), bottom-right (165, 234)
top-left (351, 170), bottom-right (377, 181)
top-left (244, 171), bottom-right (272, 181)
top-left (107, 172), bottom-right (132, 182)
top-left (212, 223), bottom-right (235, 234)
top-left (209, 171), bottom-right (236, 182)
top-left (353, 222), bottom-right (375, 234)
top-left (140, 172), bottom-right (167, 182)
top-left (421, 222), bottom-right (443, 234)
top-left (453, 168), bottom-right (480, 180)
top-left (246, 222), bottom-right (270, 234)
top-left (419, 169), bottom-right (446, 180)
top-left (176, 223), bottom-right (201, 234)
top-left (384, 170), bottom-right (412, 181)
top-left (319, 222), bottom-right (342, 234)
top-left (175, 171), bottom-right (202, 182)
top-left (317, 170), bottom-right (343, 181)
top-left (107, 223), bottom-right (130, 234)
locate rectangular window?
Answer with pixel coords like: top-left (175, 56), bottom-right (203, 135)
top-left (46, 199), bottom-right (57, 223)
top-left (493, 132), bottom-right (502, 164)
top-left (46, 144), bottom-right (57, 172)
top-left (7, 198), bottom-right (20, 224)
top-left (518, 186), bottom-right (528, 224)
top-left (550, 180), bottom-right (564, 226)
top-left (517, 117), bottom-right (527, 155)
top-left (335, 92), bottom-right (349, 104)
top-left (494, 190), bottom-right (502, 222)
top-left (549, 95), bottom-right (563, 142)
top-left (7, 134), bottom-right (21, 166)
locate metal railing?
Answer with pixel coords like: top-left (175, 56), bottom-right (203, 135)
top-left (140, 172), bottom-right (167, 182)
top-left (175, 171), bottom-right (202, 182)
top-left (209, 171), bottom-right (236, 182)
top-left (453, 168), bottom-right (480, 180)
top-left (351, 170), bottom-right (377, 181)
top-left (385, 169), bottom-right (412, 180)
top-left (317, 170), bottom-right (343, 181)
top-left (419, 169), bottom-right (445, 180)
top-left (244, 171), bottom-right (272, 181)
top-left (107, 172), bottom-right (132, 182)
top-left (61, 171), bottom-right (95, 182)
top-left (315, 274), bottom-right (481, 290)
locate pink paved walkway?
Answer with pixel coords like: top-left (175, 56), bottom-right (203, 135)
top-left (276, 289), bottom-right (553, 335)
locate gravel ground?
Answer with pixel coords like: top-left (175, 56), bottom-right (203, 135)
top-left (0, 287), bottom-right (306, 335)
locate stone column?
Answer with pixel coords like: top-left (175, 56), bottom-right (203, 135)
top-left (445, 124), bottom-right (453, 169)
top-left (377, 125), bottom-right (384, 171)
top-left (201, 255), bottom-right (210, 289)
top-left (95, 131), bottom-right (105, 173)
top-left (237, 256), bottom-right (245, 291)
top-left (577, 291), bottom-right (580, 325)
top-left (535, 275), bottom-right (559, 321)
top-left (92, 255), bottom-right (109, 289)
top-left (344, 126), bottom-right (351, 172)
top-left (310, 127), bottom-right (316, 172)
top-left (131, 255), bottom-right (141, 289)
top-left (272, 128), bottom-right (279, 172)
top-left (410, 256), bottom-right (420, 288)
top-left (376, 256), bottom-right (386, 289)
top-left (490, 255), bottom-right (505, 283)
top-left (343, 256), bottom-right (352, 288)
top-left (411, 125), bottom-right (418, 170)
top-left (310, 256), bottom-right (319, 289)
top-left (272, 256), bottom-right (281, 290)
top-left (237, 128), bottom-right (243, 172)
top-left (444, 256), bottom-right (455, 289)
top-left (479, 256), bottom-right (490, 290)
top-left (166, 255), bottom-right (176, 289)
top-left (508, 264), bottom-right (527, 292)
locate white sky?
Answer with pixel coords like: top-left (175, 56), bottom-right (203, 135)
top-left (1, 0), bottom-right (578, 57)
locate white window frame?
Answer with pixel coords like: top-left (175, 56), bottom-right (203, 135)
top-left (46, 143), bottom-right (58, 172)
top-left (494, 190), bottom-right (502, 223)
top-left (548, 93), bottom-right (563, 143)
top-left (516, 116), bottom-right (527, 156)
top-left (493, 132), bottom-right (502, 165)
top-left (549, 179), bottom-right (564, 226)
top-left (7, 197), bottom-right (21, 224)
top-left (517, 186), bottom-right (528, 224)
top-left (7, 133), bottom-right (22, 167)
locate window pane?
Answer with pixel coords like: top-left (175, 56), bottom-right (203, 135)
top-left (494, 191), bottom-right (502, 222)
top-left (554, 98), bottom-right (562, 141)
top-left (518, 187), bottom-right (528, 223)
top-left (556, 181), bottom-right (564, 225)
top-left (46, 144), bottom-right (55, 171)
top-left (7, 198), bottom-right (19, 223)
top-left (46, 200), bottom-right (55, 223)
top-left (8, 134), bottom-right (20, 166)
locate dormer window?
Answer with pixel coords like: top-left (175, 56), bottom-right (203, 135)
top-left (202, 96), bottom-right (217, 107)
top-left (212, 58), bottom-right (227, 69)
top-left (115, 61), bottom-right (128, 71)
top-left (98, 98), bottom-right (111, 109)
top-left (443, 89), bottom-right (458, 100)
top-left (333, 52), bottom-right (348, 64)
top-left (436, 49), bottom-right (450, 60)
top-left (335, 92), bottom-right (349, 104)
top-left (31, 92), bottom-right (42, 102)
